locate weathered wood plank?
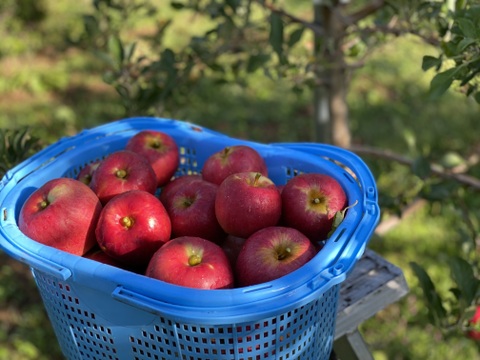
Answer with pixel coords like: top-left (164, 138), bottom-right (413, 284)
top-left (335, 249), bottom-right (409, 339)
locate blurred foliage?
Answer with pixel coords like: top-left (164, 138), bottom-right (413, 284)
top-left (0, 1), bottom-right (480, 359)
top-left (423, 2), bottom-right (480, 102)
top-left (0, 128), bottom-right (43, 178)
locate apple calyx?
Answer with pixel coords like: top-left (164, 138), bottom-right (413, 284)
top-left (115, 169), bottom-right (128, 179)
top-left (149, 139), bottom-right (166, 152)
top-left (309, 189), bottom-right (328, 213)
top-left (276, 246), bottom-right (292, 261)
top-left (180, 196), bottom-right (196, 209)
top-left (39, 199), bottom-right (49, 210)
top-left (120, 216), bottom-right (134, 229)
top-left (188, 254), bottom-right (202, 266)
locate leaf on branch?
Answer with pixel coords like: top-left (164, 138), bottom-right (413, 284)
top-left (410, 262), bottom-right (447, 327)
top-left (448, 256), bottom-right (479, 307)
top-left (247, 53), bottom-right (271, 73)
top-left (107, 36), bottom-right (124, 68)
top-left (170, 1), bottom-right (185, 10)
top-left (456, 38), bottom-right (477, 53)
top-left (422, 55), bottom-right (442, 71)
top-left (474, 91), bottom-right (480, 104)
top-left (428, 67), bottom-right (458, 99)
top-left (456, 18), bottom-right (478, 39)
top-left (288, 27), bottom-right (305, 48)
top-left (412, 156), bottom-right (431, 179)
top-left (269, 13), bottom-right (284, 60)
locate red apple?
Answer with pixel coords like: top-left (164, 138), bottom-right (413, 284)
top-left (145, 236), bottom-right (234, 289)
top-left (89, 150), bottom-right (157, 204)
top-left (95, 190), bottom-right (171, 268)
top-left (18, 177), bottom-right (102, 256)
top-left (220, 235), bottom-right (246, 269)
top-left (202, 145), bottom-right (268, 185)
top-left (76, 160), bottom-right (101, 185)
top-left (235, 226), bottom-right (317, 287)
top-left (164, 179), bottom-right (226, 244)
top-left (467, 306), bottom-right (480, 341)
top-left (125, 130), bottom-right (180, 187)
top-left (281, 173), bottom-right (347, 242)
top-left (215, 172), bottom-right (282, 239)
top-left (158, 174), bottom-right (203, 208)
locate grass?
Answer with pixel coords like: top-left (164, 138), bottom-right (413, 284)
top-left (1, 1), bottom-right (479, 359)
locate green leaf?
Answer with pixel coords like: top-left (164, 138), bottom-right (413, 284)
top-left (410, 262), bottom-right (447, 327)
top-left (160, 48), bottom-right (176, 69)
top-left (246, 53), bottom-right (271, 73)
top-left (93, 50), bottom-right (116, 69)
top-left (269, 13), bottom-right (284, 59)
top-left (226, 0), bottom-right (240, 12)
top-left (107, 36), bottom-right (124, 67)
top-left (455, 0), bottom-right (466, 11)
top-left (420, 179), bottom-right (458, 201)
top-left (422, 55), bottom-right (442, 71)
top-left (412, 156), bottom-right (431, 179)
top-left (440, 151), bottom-right (465, 169)
top-left (82, 14), bottom-right (99, 37)
top-left (288, 27), bottom-right (305, 48)
top-left (327, 200), bottom-right (358, 238)
top-left (457, 18), bottom-right (478, 39)
top-left (170, 1), bottom-right (185, 10)
top-left (456, 37), bottom-right (477, 52)
top-left (124, 42), bottom-right (137, 62)
top-left (448, 256), bottom-right (479, 306)
top-left (474, 91), bottom-right (480, 103)
top-left (429, 67), bottom-right (458, 99)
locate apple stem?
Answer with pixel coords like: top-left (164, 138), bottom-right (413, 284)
top-left (39, 200), bottom-right (49, 209)
top-left (253, 172), bottom-right (262, 186)
top-left (220, 147), bottom-right (231, 159)
top-left (116, 169), bottom-right (128, 179)
top-left (121, 216), bottom-right (134, 229)
top-left (313, 197), bottom-right (321, 204)
top-left (188, 254), bottom-right (202, 266)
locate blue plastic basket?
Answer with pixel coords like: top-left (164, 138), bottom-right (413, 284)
top-left (0, 117), bottom-right (380, 360)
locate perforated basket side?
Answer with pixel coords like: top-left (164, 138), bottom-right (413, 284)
top-left (32, 267), bottom-right (338, 360)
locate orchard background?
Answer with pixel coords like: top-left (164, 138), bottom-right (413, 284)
top-left (1, 1), bottom-right (480, 359)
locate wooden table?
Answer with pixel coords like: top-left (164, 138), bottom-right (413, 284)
top-left (332, 249), bottom-right (409, 359)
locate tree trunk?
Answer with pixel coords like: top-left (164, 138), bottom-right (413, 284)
top-left (313, 0), bottom-right (351, 148)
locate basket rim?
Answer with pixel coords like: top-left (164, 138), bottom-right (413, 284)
top-left (0, 116), bottom-right (380, 323)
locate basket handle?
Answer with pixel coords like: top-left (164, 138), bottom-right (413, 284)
top-left (111, 285), bottom-right (207, 322)
top-left (0, 225), bottom-right (72, 280)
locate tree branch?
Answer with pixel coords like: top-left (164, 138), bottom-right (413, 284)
top-left (344, 0), bottom-right (386, 25)
top-left (349, 144), bottom-right (480, 190)
top-left (255, 0), bottom-right (324, 36)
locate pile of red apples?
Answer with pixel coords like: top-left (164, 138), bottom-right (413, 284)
top-left (18, 130), bottom-right (348, 290)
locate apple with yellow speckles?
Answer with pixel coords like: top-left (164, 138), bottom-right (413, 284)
top-left (235, 226), bottom-right (317, 287)
top-left (215, 172), bottom-right (282, 239)
top-left (89, 150), bottom-right (157, 204)
top-left (202, 145), bottom-right (268, 185)
top-left (146, 236), bottom-right (234, 289)
top-left (18, 178), bottom-right (102, 256)
top-left (125, 130), bottom-right (180, 187)
top-left (281, 173), bottom-right (347, 242)
top-left (95, 190), bottom-right (171, 269)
